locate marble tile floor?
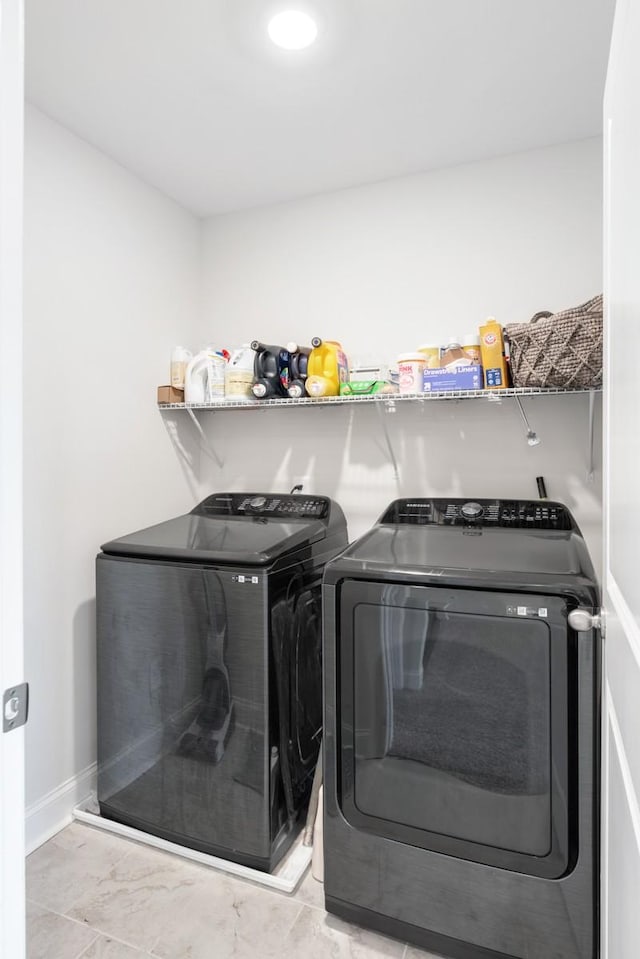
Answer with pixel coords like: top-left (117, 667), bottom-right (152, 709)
top-left (26, 822), bottom-right (442, 959)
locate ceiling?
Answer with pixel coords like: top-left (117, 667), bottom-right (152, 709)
top-left (25, 0), bottom-right (615, 217)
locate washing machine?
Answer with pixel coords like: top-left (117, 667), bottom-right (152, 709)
top-left (96, 490), bottom-right (347, 872)
top-left (323, 497), bottom-right (600, 959)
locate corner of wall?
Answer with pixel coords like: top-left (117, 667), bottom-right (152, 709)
top-left (25, 762), bottom-right (97, 854)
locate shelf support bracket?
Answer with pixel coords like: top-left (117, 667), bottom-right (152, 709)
top-left (186, 406), bottom-right (224, 469)
top-left (376, 403), bottom-right (400, 482)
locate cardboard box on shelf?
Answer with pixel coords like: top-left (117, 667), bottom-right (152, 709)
top-left (157, 385), bottom-right (185, 404)
top-left (422, 365), bottom-right (484, 393)
top-left (479, 318), bottom-right (509, 389)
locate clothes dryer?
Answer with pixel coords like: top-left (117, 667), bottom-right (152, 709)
top-left (323, 498), bottom-right (600, 959)
top-left (97, 491), bottom-right (347, 872)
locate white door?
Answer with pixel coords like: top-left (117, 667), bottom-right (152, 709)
top-left (0, 0), bottom-right (25, 956)
top-left (602, 1), bottom-right (640, 956)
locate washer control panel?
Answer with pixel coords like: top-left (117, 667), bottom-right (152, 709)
top-left (194, 492), bottom-right (329, 519)
top-left (381, 498), bottom-right (573, 530)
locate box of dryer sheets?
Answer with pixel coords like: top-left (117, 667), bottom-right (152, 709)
top-left (422, 365), bottom-right (484, 393)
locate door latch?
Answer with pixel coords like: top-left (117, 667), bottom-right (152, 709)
top-left (3, 683), bottom-right (29, 732)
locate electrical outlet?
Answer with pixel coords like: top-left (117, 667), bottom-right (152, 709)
top-left (291, 475), bottom-right (312, 493)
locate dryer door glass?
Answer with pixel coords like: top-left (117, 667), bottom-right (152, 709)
top-left (338, 582), bottom-right (574, 879)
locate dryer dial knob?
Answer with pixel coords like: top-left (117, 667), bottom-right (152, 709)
top-left (249, 496), bottom-right (267, 510)
top-left (461, 502), bottom-right (483, 520)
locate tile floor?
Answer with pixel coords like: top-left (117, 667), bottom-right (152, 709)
top-left (26, 822), bottom-right (439, 959)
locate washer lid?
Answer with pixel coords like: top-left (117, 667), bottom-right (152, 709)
top-left (100, 513), bottom-right (327, 565)
top-left (328, 496), bottom-right (597, 587)
top-left (326, 518), bottom-right (598, 602)
top-left (100, 491), bottom-right (343, 565)
top-left (335, 524), bottom-right (585, 576)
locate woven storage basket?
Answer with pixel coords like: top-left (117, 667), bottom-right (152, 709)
top-left (504, 294), bottom-right (603, 389)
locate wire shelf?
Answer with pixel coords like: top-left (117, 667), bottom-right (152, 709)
top-left (158, 386), bottom-right (601, 412)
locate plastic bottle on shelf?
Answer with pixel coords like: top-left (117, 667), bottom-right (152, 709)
top-left (185, 351), bottom-right (210, 403)
top-left (417, 344), bottom-right (441, 369)
top-left (170, 346), bottom-right (192, 389)
top-left (286, 342), bottom-right (311, 398)
top-left (440, 337), bottom-right (471, 369)
top-left (184, 348), bottom-right (228, 403)
top-left (225, 345), bottom-right (255, 402)
top-left (397, 352), bottom-right (426, 393)
top-left (204, 347), bottom-right (229, 401)
top-left (251, 341), bottom-right (291, 399)
top-left (461, 334), bottom-right (482, 365)
top-left (462, 335), bottom-right (481, 365)
top-left (305, 338), bottom-right (349, 397)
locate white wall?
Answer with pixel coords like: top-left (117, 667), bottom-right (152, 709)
top-left (23, 106), bottom-right (202, 848)
top-left (202, 138), bottom-right (602, 353)
top-left (22, 128), bottom-right (603, 851)
top-left (198, 138), bottom-right (603, 564)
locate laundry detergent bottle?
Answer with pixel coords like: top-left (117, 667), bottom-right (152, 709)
top-left (286, 342), bottom-right (311, 398)
top-left (251, 341), bottom-right (291, 399)
top-left (225, 345), bottom-right (255, 402)
top-left (185, 348), bottom-right (228, 403)
top-left (305, 338), bottom-right (349, 397)
top-left (170, 346), bottom-right (192, 390)
top-left (185, 350), bottom-right (211, 403)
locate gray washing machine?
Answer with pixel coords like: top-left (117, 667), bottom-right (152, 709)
top-left (97, 491), bottom-right (347, 872)
top-left (323, 497), bottom-right (600, 959)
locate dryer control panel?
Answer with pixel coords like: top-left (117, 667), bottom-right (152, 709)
top-left (381, 498), bottom-right (574, 530)
top-left (193, 492), bottom-right (330, 520)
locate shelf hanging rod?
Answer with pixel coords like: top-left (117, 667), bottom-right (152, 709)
top-left (514, 395), bottom-right (541, 447)
top-left (376, 403), bottom-right (400, 482)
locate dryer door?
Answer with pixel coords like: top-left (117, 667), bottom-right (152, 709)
top-left (338, 581), bottom-right (575, 878)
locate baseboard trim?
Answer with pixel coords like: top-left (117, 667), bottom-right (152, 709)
top-left (25, 762), bottom-right (97, 854)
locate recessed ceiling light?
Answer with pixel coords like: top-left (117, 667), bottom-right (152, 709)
top-left (268, 10), bottom-right (318, 50)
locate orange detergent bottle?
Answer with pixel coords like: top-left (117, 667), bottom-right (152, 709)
top-left (305, 338), bottom-right (349, 397)
top-left (479, 317), bottom-right (509, 389)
